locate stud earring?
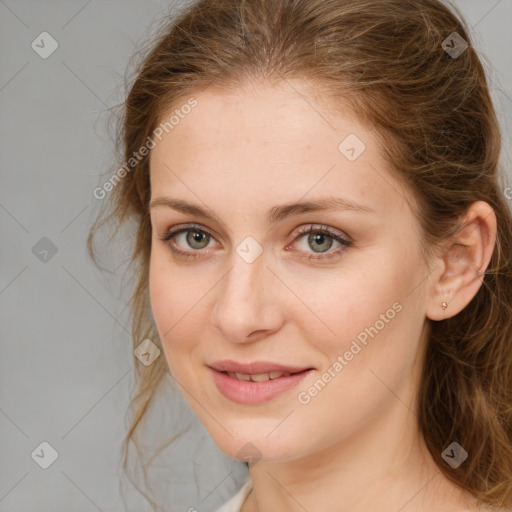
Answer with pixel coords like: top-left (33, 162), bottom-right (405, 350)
top-left (441, 301), bottom-right (448, 310)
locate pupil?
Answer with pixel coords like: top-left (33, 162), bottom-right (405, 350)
top-left (309, 232), bottom-right (332, 253)
top-left (187, 230), bottom-right (208, 248)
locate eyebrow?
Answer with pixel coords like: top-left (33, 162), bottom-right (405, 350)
top-left (149, 196), bottom-right (376, 223)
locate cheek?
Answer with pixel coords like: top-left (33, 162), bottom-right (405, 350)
top-left (287, 262), bottom-right (422, 447)
top-left (149, 252), bottom-right (173, 331)
top-left (148, 249), bottom-right (212, 372)
top-left (149, 246), bottom-right (196, 326)
top-left (148, 251), bottom-right (191, 354)
top-left (304, 250), bottom-right (423, 377)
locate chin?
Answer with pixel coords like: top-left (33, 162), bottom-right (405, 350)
top-left (204, 419), bottom-right (303, 464)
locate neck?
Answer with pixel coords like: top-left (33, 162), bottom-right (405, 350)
top-left (242, 379), bottom-right (476, 512)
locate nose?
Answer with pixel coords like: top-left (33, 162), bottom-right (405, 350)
top-left (210, 250), bottom-right (284, 344)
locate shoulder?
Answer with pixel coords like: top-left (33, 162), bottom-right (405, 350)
top-left (215, 479), bottom-right (253, 512)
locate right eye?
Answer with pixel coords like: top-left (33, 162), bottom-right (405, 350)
top-left (160, 223), bottom-right (218, 259)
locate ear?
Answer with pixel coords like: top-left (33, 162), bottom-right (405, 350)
top-left (425, 201), bottom-right (497, 321)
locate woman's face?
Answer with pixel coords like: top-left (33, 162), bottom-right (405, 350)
top-left (148, 79), bottom-right (432, 463)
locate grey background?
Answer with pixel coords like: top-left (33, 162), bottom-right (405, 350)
top-left (0, 1), bottom-right (511, 511)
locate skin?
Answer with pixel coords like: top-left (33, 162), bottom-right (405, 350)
top-left (148, 78), bottom-right (497, 512)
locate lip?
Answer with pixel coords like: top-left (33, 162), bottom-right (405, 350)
top-left (208, 361), bottom-right (314, 405)
top-left (209, 360), bottom-right (313, 374)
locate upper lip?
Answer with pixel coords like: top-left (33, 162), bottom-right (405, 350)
top-left (209, 360), bottom-right (313, 374)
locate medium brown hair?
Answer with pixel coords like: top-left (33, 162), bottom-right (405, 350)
top-left (88, 0), bottom-right (512, 508)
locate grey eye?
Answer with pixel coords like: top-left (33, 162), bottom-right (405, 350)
top-left (305, 232), bottom-right (334, 253)
top-left (182, 230), bottom-right (211, 249)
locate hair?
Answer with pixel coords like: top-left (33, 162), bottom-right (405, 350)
top-left (87, 0), bottom-right (512, 509)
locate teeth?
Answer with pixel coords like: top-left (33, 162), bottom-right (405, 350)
top-left (226, 371), bottom-right (292, 381)
top-left (269, 371), bottom-right (287, 379)
top-left (250, 372), bottom-right (272, 382)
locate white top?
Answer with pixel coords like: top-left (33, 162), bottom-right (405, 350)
top-left (215, 479), bottom-right (253, 512)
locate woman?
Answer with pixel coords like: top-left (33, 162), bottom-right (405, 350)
top-left (88, 0), bottom-right (512, 510)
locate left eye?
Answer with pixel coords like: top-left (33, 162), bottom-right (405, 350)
top-left (160, 223), bottom-right (352, 261)
top-left (290, 225), bottom-right (352, 260)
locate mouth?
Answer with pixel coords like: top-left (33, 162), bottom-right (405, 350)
top-left (208, 359), bottom-right (313, 375)
top-left (223, 370), bottom-right (297, 382)
top-left (208, 363), bottom-right (314, 404)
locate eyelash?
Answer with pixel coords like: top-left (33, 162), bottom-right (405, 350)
top-left (159, 223), bottom-right (352, 262)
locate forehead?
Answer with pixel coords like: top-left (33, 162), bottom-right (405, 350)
top-left (152, 79), bottom-right (362, 159)
top-left (148, 80), bottom-right (408, 219)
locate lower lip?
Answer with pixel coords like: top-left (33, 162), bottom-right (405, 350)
top-left (210, 368), bottom-right (314, 404)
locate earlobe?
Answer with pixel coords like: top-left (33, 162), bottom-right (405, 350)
top-left (425, 201), bottom-right (497, 322)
